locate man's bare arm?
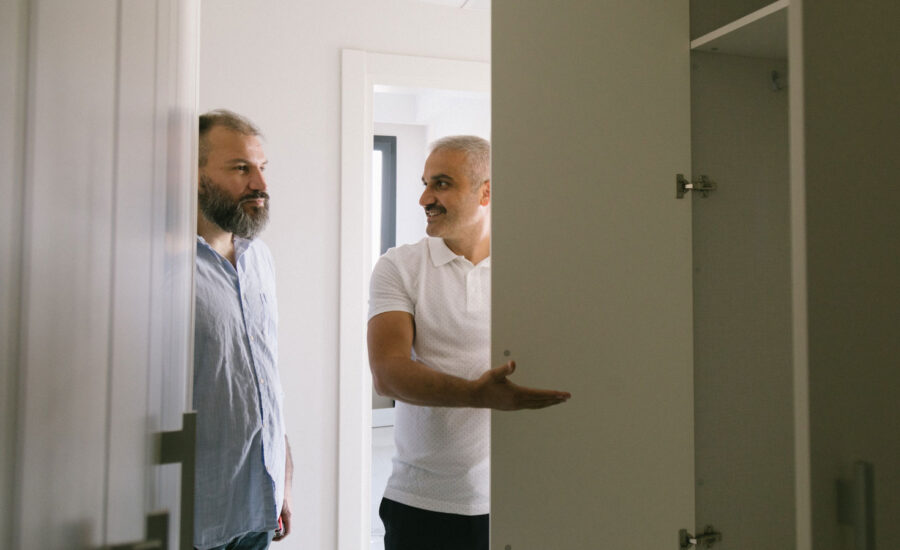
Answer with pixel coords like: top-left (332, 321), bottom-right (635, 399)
top-left (368, 311), bottom-right (571, 410)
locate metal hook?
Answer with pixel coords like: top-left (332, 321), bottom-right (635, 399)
top-left (771, 70), bottom-right (786, 91)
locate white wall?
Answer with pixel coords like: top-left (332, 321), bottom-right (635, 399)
top-left (199, 2), bottom-right (489, 548)
top-left (419, 92), bottom-right (491, 143)
top-left (374, 88), bottom-right (491, 144)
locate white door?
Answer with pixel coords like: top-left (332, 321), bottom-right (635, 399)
top-left (491, 1), bottom-right (695, 548)
top-left (5, 1), bottom-right (199, 548)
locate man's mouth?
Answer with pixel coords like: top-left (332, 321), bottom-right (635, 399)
top-left (240, 192), bottom-right (269, 207)
top-left (425, 206), bottom-right (445, 218)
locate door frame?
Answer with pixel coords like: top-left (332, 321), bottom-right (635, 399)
top-left (338, 49), bottom-right (489, 550)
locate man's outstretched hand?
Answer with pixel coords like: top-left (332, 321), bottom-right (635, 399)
top-left (473, 360), bottom-right (571, 411)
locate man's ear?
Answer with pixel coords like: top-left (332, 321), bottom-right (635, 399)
top-left (480, 179), bottom-right (491, 206)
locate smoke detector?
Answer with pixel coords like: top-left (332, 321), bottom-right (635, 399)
top-left (415, 0), bottom-right (490, 10)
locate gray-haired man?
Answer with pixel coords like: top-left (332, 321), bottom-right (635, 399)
top-left (367, 135), bottom-right (571, 549)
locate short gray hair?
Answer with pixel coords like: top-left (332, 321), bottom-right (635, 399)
top-left (429, 135), bottom-right (491, 189)
top-left (198, 109), bottom-right (262, 167)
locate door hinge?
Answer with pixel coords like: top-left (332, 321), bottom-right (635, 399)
top-left (679, 525), bottom-right (722, 549)
top-left (676, 174), bottom-right (717, 199)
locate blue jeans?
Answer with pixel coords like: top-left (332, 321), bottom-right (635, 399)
top-left (199, 530), bottom-right (274, 550)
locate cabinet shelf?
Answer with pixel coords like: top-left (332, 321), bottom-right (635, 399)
top-left (691, 0), bottom-right (788, 60)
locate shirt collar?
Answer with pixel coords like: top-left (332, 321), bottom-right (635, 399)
top-left (196, 234), bottom-right (254, 262)
top-left (233, 236), bottom-right (253, 259)
top-left (427, 237), bottom-right (491, 268)
top-left (427, 237), bottom-right (457, 267)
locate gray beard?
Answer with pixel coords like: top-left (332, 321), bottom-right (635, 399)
top-left (198, 175), bottom-right (269, 239)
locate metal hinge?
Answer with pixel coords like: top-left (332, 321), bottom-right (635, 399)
top-left (679, 525), bottom-right (723, 549)
top-left (676, 174), bottom-right (717, 198)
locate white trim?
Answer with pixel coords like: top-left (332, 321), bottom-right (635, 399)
top-left (690, 0), bottom-right (789, 53)
top-left (338, 49), bottom-right (489, 550)
top-left (787, 2), bottom-right (811, 549)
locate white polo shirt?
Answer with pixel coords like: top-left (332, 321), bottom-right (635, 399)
top-left (368, 237), bottom-right (491, 516)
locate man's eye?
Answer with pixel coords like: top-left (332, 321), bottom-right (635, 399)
top-left (235, 166), bottom-right (249, 172)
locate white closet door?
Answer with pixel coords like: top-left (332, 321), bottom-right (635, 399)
top-left (13, 1), bottom-right (198, 548)
top-left (17, 4), bottom-right (119, 547)
top-left (491, 1), bottom-right (694, 548)
top-left (0, 0), bottom-right (27, 545)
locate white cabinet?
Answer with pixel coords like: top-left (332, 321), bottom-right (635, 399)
top-left (492, 1), bottom-right (900, 548)
top-left (690, 3), bottom-right (793, 548)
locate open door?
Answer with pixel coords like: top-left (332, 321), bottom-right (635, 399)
top-left (491, 1), bottom-right (694, 547)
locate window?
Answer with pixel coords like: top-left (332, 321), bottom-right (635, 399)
top-left (373, 135), bottom-right (397, 262)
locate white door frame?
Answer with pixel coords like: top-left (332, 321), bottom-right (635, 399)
top-left (338, 49), bottom-right (489, 550)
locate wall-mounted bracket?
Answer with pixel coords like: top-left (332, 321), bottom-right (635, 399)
top-left (679, 525), bottom-right (722, 549)
top-left (676, 174), bottom-right (717, 199)
top-left (837, 460), bottom-right (875, 550)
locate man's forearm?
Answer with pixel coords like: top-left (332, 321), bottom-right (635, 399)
top-left (372, 356), bottom-right (481, 408)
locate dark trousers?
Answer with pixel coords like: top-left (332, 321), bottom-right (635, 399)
top-left (379, 498), bottom-right (489, 550)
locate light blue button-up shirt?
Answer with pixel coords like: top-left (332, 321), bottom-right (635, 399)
top-left (193, 236), bottom-right (286, 549)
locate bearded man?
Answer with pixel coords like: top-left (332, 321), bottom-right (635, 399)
top-left (193, 110), bottom-right (292, 550)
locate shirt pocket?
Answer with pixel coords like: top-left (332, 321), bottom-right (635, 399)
top-left (244, 290), bottom-right (277, 348)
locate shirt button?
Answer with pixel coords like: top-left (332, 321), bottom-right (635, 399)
top-left (249, 335), bottom-right (255, 342)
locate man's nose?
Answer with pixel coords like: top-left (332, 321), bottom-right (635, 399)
top-left (419, 186), bottom-right (432, 206)
top-left (249, 167), bottom-right (267, 192)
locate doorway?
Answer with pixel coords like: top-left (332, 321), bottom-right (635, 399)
top-left (368, 85), bottom-right (490, 549)
top-left (338, 50), bottom-right (489, 550)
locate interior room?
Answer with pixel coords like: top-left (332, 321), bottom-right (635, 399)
top-left (3, 0), bottom-right (898, 549)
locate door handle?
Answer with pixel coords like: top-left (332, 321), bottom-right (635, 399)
top-left (108, 412), bottom-right (195, 550)
top-left (158, 412), bottom-right (197, 550)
